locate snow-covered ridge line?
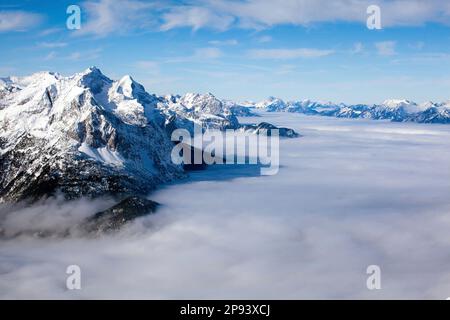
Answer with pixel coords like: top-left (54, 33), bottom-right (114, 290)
top-left (249, 97), bottom-right (450, 124)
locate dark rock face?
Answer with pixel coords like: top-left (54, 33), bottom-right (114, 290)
top-left (84, 196), bottom-right (159, 234)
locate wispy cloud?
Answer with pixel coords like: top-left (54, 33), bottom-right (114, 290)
top-left (375, 41), bottom-right (397, 56)
top-left (78, 0), bottom-right (158, 37)
top-left (159, 0), bottom-right (450, 31)
top-left (44, 51), bottom-right (57, 61)
top-left (0, 10), bottom-right (43, 32)
top-left (409, 41), bottom-right (425, 50)
top-left (67, 48), bottom-right (102, 61)
top-left (38, 28), bottom-right (63, 36)
top-left (38, 42), bottom-right (68, 48)
top-left (248, 48), bottom-right (334, 59)
top-left (160, 6), bottom-right (234, 31)
top-left (135, 60), bottom-right (160, 75)
top-left (350, 42), bottom-right (364, 54)
top-left (58, 0), bottom-right (450, 36)
top-left (391, 52), bottom-right (450, 64)
top-left (208, 39), bottom-right (238, 46)
top-left (194, 47), bottom-right (223, 59)
top-left (257, 35), bottom-right (272, 43)
top-left (275, 64), bottom-right (298, 75)
top-left (139, 47), bottom-right (225, 67)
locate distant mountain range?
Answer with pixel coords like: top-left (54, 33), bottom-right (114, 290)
top-left (244, 96), bottom-right (450, 124)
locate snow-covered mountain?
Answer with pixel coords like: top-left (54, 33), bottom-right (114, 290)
top-left (255, 96), bottom-right (288, 112)
top-left (249, 97), bottom-right (450, 124)
top-left (222, 99), bottom-right (259, 117)
top-left (0, 68), bottom-right (298, 204)
top-left (158, 92), bottom-right (240, 133)
top-left (0, 67), bottom-right (184, 203)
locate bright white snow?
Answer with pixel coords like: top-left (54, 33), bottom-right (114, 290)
top-left (78, 143), bottom-right (125, 166)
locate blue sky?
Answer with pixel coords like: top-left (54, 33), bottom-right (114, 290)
top-left (2, 0), bottom-right (450, 104)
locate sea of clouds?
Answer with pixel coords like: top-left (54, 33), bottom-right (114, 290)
top-left (1, 112), bottom-right (450, 299)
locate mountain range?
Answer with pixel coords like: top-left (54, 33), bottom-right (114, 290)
top-left (2, 66), bottom-right (448, 233)
top-left (0, 67), bottom-right (296, 208)
top-left (248, 96), bottom-right (450, 124)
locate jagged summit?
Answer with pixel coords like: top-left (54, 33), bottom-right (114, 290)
top-left (255, 96), bottom-right (287, 111)
top-left (77, 66), bottom-right (108, 77)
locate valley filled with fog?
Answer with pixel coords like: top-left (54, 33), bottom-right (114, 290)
top-left (1, 111), bottom-right (450, 299)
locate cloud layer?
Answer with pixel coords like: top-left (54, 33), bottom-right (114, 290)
top-left (1, 1), bottom-right (450, 35)
top-left (2, 113), bottom-right (450, 299)
top-left (64, 0), bottom-right (450, 36)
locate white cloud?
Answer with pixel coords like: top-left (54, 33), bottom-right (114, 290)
top-left (409, 41), bottom-right (425, 50)
top-left (155, 47), bottom-right (224, 64)
top-left (351, 42), bottom-right (364, 54)
top-left (391, 52), bottom-right (450, 64)
top-left (160, 0), bottom-right (450, 31)
top-left (160, 6), bottom-right (234, 31)
top-left (248, 48), bottom-right (334, 59)
top-left (135, 60), bottom-right (160, 75)
top-left (275, 64), bottom-right (297, 75)
top-left (67, 48), bottom-right (102, 61)
top-left (38, 42), bottom-right (68, 48)
top-left (38, 28), bottom-right (63, 36)
top-left (136, 60), bottom-right (159, 69)
top-left (65, 0), bottom-right (450, 35)
top-left (375, 41), bottom-right (397, 56)
top-left (194, 47), bottom-right (223, 59)
top-left (208, 39), bottom-right (238, 46)
top-left (0, 10), bottom-right (43, 32)
top-left (44, 51), bottom-right (57, 61)
top-left (257, 35), bottom-right (272, 43)
top-left (78, 0), bottom-right (158, 36)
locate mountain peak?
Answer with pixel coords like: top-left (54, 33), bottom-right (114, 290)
top-left (114, 74), bottom-right (147, 99)
top-left (382, 99), bottom-right (413, 107)
top-left (77, 66), bottom-right (109, 81)
top-left (83, 66), bottom-right (102, 74)
top-left (120, 74), bottom-right (134, 82)
top-left (76, 66), bottom-right (111, 94)
top-left (7, 71), bottom-right (60, 88)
